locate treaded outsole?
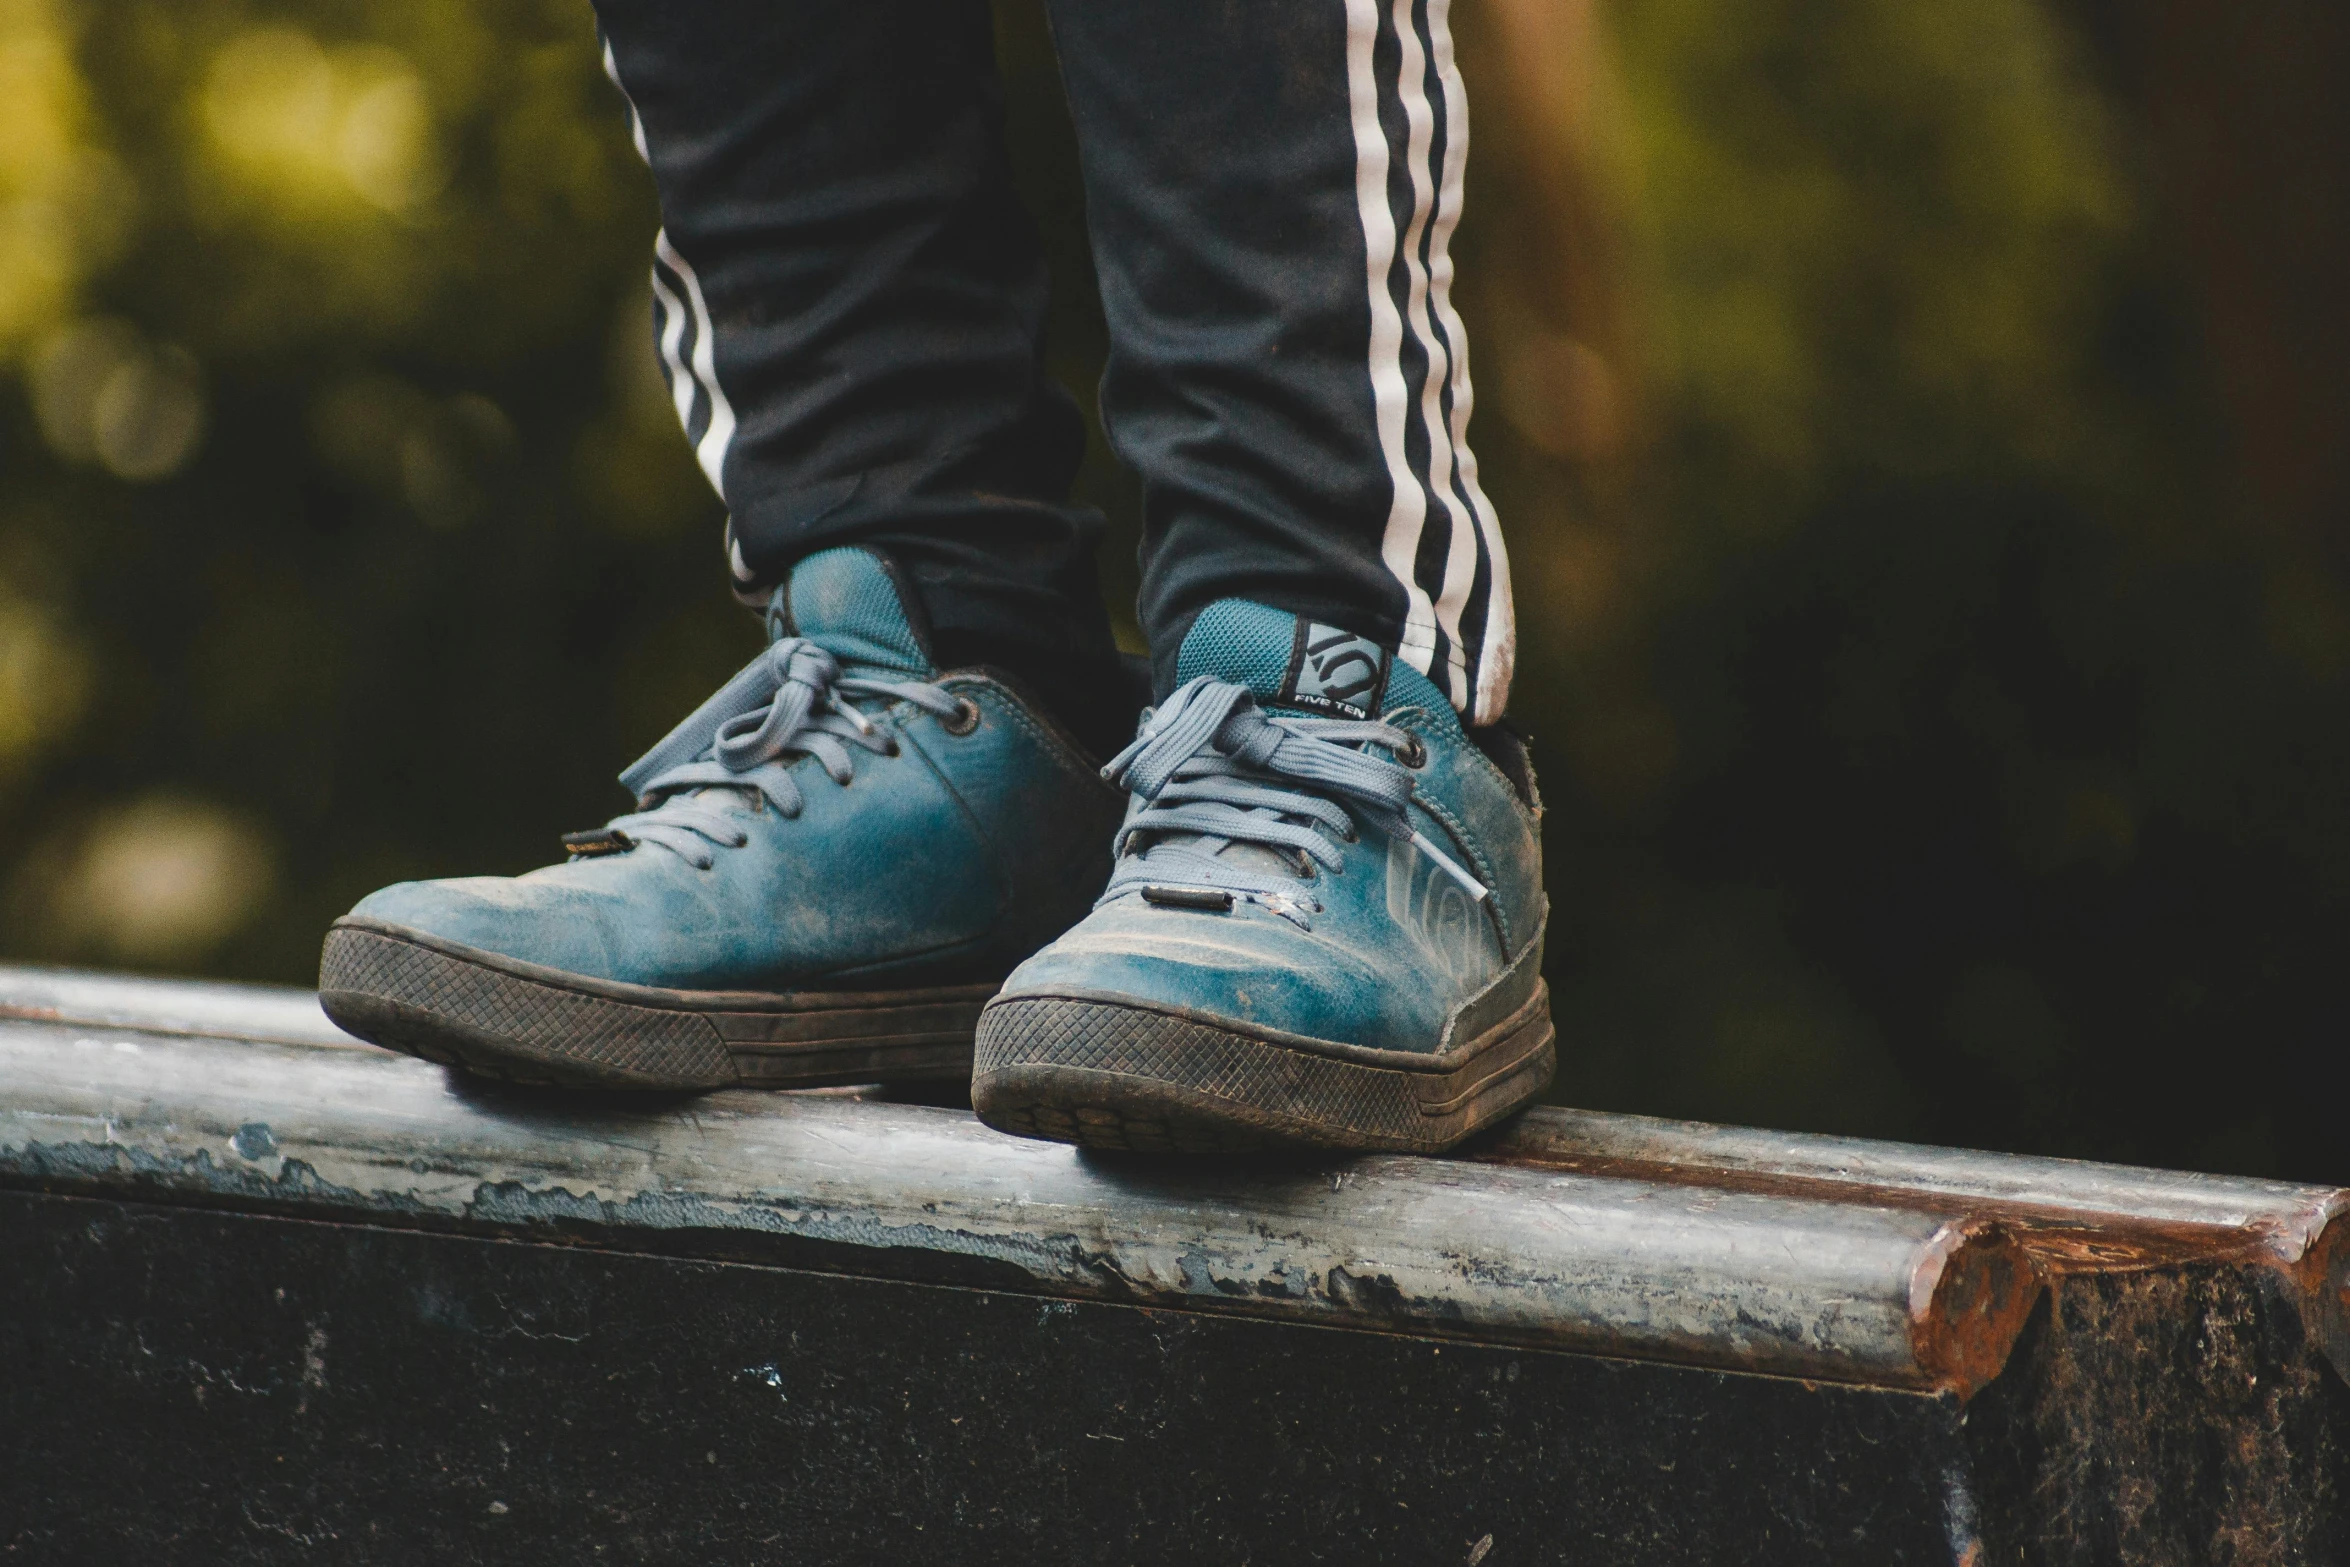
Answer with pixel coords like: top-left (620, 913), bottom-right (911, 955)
top-left (319, 920), bottom-right (988, 1091)
top-left (969, 983), bottom-right (1555, 1154)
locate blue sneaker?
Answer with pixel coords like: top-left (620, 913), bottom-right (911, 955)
top-left (319, 548), bottom-right (1127, 1090)
top-left (972, 602), bottom-right (1553, 1153)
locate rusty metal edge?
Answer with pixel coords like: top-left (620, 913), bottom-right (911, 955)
top-left (2298, 1210), bottom-right (2350, 1390)
top-left (1904, 1220), bottom-right (2043, 1401)
top-left (1476, 1109), bottom-right (2348, 1266)
top-left (1481, 1110), bottom-right (2350, 1391)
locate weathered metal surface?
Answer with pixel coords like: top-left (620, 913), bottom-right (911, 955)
top-left (0, 962), bottom-right (360, 1050)
top-left (3, 963), bottom-right (2346, 1563)
top-left (1483, 1107), bottom-right (2346, 1260)
top-left (1482, 1107), bottom-right (2350, 1384)
top-left (0, 1000), bottom-right (2030, 1393)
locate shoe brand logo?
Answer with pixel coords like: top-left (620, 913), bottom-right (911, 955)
top-left (1385, 834), bottom-right (1489, 985)
top-left (1279, 622), bottom-right (1392, 720)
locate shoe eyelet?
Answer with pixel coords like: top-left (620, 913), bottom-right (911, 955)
top-left (1398, 735), bottom-right (1428, 769)
top-left (942, 697), bottom-right (982, 736)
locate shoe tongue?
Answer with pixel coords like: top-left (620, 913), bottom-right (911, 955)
top-left (1159, 601), bottom-right (1428, 885)
top-left (1173, 599), bottom-right (1442, 720)
top-left (779, 547), bottom-right (932, 676)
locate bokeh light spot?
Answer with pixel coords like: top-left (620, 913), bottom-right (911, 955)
top-left (42, 797), bottom-right (278, 966)
top-left (203, 28), bottom-right (440, 219)
top-left (91, 345), bottom-right (205, 481)
top-left (29, 318), bottom-right (204, 479)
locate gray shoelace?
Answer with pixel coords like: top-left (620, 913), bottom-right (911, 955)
top-left (578, 638), bottom-right (963, 869)
top-left (1101, 676), bottom-right (1487, 923)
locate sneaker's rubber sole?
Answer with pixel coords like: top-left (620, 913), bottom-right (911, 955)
top-left (969, 982), bottom-right (1555, 1154)
top-left (318, 918), bottom-right (992, 1091)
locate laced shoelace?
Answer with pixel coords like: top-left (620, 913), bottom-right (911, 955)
top-left (1100, 676), bottom-right (1487, 923)
top-left (573, 637), bottom-right (965, 869)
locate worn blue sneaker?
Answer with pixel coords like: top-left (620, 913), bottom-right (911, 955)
top-left (972, 602), bottom-right (1552, 1153)
top-left (319, 547), bottom-right (1127, 1091)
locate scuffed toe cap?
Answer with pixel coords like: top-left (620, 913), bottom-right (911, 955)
top-left (349, 876), bottom-right (539, 938)
top-left (341, 874), bottom-right (626, 981)
top-left (1000, 900), bottom-right (1449, 1055)
top-left (348, 877), bottom-right (481, 929)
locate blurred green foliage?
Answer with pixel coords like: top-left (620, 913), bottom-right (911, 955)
top-left (2, 0), bottom-right (2339, 1178)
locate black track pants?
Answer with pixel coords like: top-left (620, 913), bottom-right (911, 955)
top-left (594, 0), bottom-right (1517, 729)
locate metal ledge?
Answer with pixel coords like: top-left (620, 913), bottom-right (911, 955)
top-left (3, 964), bottom-right (2342, 1399)
top-left (0, 963), bottom-right (362, 1050)
top-left (1482, 1108), bottom-right (2350, 1384)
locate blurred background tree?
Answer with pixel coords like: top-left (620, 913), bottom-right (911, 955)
top-left (2, 0), bottom-right (2341, 1178)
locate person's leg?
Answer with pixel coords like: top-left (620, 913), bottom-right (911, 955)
top-left (972, 0), bottom-right (1548, 1154)
top-left (1043, 0), bottom-right (1515, 725)
top-left (317, 1), bottom-right (1133, 1090)
top-left (596, 0), bottom-right (1131, 752)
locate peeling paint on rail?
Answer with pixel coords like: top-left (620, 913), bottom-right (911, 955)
top-left (6, 965), bottom-right (2343, 1398)
top-left (2, 1007), bottom-right (2031, 1395)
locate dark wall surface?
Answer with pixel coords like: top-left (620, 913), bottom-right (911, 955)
top-left (9, 1189), bottom-right (2346, 1563)
top-left (1, 1193), bottom-right (1981, 1564)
